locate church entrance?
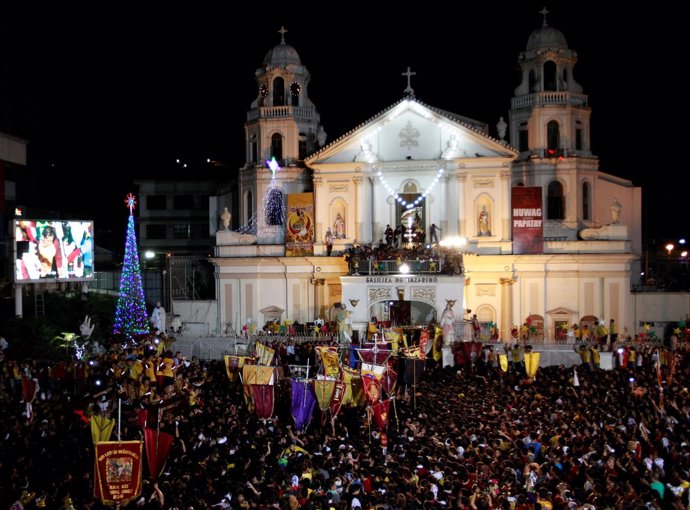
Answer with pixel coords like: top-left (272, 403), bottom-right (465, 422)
top-left (397, 195), bottom-right (425, 245)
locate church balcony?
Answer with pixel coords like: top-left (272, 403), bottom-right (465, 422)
top-left (511, 91), bottom-right (588, 109)
top-left (247, 106), bottom-right (318, 122)
top-left (347, 258), bottom-right (450, 276)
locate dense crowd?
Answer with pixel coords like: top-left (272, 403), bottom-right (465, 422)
top-left (2, 336), bottom-right (690, 510)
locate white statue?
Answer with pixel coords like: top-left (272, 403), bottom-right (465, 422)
top-left (220, 207), bottom-right (231, 231)
top-left (610, 198), bottom-right (622, 224)
top-left (151, 301), bottom-right (166, 334)
top-left (79, 315), bottom-right (95, 340)
top-left (496, 116), bottom-right (507, 141)
top-left (440, 301), bottom-right (456, 346)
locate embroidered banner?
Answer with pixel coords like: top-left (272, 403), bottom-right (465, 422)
top-left (94, 441), bottom-right (143, 505)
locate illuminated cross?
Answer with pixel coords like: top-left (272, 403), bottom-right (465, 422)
top-left (278, 26), bottom-right (288, 43)
top-left (402, 66), bottom-right (416, 97)
top-left (125, 193), bottom-right (136, 215)
top-left (404, 217), bottom-right (416, 245)
top-left (266, 156), bottom-right (281, 179)
top-left (539, 6), bottom-right (550, 27)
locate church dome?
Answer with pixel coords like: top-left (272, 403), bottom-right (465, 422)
top-left (525, 25), bottom-right (568, 51)
top-left (263, 42), bottom-right (302, 66)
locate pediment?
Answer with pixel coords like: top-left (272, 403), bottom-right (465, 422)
top-left (306, 98), bottom-right (517, 167)
top-left (546, 307), bottom-right (576, 316)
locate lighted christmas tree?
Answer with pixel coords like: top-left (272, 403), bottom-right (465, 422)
top-left (113, 193), bottom-right (150, 338)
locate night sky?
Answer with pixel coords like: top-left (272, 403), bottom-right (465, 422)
top-left (1, 4), bottom-right (682, 251)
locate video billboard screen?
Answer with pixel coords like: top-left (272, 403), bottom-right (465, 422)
top-left (14, 220), bottom-right (94, 282)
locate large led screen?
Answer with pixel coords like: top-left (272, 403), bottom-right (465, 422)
top-left (14, 220), bottom-right (94, 282)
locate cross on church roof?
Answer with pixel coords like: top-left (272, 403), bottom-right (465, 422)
top-left (402, 66), bottom-right (416, 98)
top-left (539, 6), bottom-right (550, 27)
top-left (278, 26), bottom-right (287, 44)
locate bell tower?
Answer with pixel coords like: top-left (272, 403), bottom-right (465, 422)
top-left (239, 26), bottom-right (326, 231)
top-left (509, 8), bottom-right (598, 235)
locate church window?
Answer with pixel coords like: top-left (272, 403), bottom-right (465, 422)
top-left (547, 121), bottom-right (560, 154)
top-left (544, 61), bottom-right (557, 91)
top-left (547, 180), bottom-right (565, 220)
top-left (271, 133), bottom-right (283, 162)
top-left (575, 121), bottom-right (583, 151)
top-left (582, 181), bottom-right (591, 220)
top-left (245, 190), bottom-right (253, 225)
top-left (272, 77), bottom-right (285, 106)
top-left (518, 129), bottom-right (529, 152)
top-left (562, 68), bottom-right (569, 87)
top-left (298, 133), bottom-right (307, 160)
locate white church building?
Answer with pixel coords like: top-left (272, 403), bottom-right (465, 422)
top-left (198, 16), bottom-right (643, 343)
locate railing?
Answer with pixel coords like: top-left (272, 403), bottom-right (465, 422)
top-left (348, 259), bottom-right (443, 275)
top-left (247, 106), bottom-right (317, 122)
top-left (511, 91), bottom-right (588, 109)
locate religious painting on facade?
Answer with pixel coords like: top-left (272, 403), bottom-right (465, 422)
top-left (285, 193), bottom-right (314, 256)
top-left (512, 186), bottom-right (543, 254)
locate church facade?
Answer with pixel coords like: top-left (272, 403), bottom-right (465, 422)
top-left (209, 19), bottom-right (641, 342)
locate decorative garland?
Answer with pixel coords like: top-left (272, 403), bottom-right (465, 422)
top-left (374, 165), bottom-right (445, 209)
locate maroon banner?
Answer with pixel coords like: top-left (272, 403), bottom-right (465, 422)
top-left (250, 384), bottom-right (274, 419)
top-left (143, 429), bottom-right (174, 482)
top-left (512, 186), bottom-right (543, 254)
top-left (94, 441), bottom-right (143, 505)
top-left (329, 380), bottom-right (346, 418)
top-left (362, 374), bottom-right (382, 404)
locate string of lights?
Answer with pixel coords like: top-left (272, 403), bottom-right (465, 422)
top-left (237, 158), bottom-right (287, 234)
top-left (374, 164), bottom-right (445, 209)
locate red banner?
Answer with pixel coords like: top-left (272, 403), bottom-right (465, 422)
top-left (512, 186), bottom-right (543, 254)
top-left (94, 441), bottom-right (143, 505)
top-left (372, 399), bottom-right (391, 431)
top-left (143, 429), bottom-right (174, 482)
top-left (250, 384), bottom-right (274, 419)
top-left (362, 374), bottom-right (382, 404)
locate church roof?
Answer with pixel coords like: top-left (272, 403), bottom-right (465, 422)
top-left (263, 41), bottom-right (302, 66)
top-left (307, 98), bottom-right (517, 163)
top-left (526, 25), bottom-right (568, 51)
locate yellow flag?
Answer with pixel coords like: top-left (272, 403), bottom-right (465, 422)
top-left (91, 415), bottom-right (115, 445)
top-left (499, 354), bottom-right (508, 372)
top-left (524, 352), bottom-right (541, 378)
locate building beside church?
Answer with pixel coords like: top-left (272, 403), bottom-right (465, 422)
top-left (200, 16), bottom-right (643, 342)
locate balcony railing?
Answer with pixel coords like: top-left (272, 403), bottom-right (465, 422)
top-left (348, 258), bottom-right (444, 275)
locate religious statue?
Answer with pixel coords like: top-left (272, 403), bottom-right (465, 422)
top-left (355, 139), bottom-right (377, 163)
top-left (496, 116), bottom-right (507, 141)
top-left (151, 301), bottom-right (166, 334)
top-left (220, 207), bottom-right (231, 231)
top-left (441, 135), bottom-right (464, 159)
top-left (335, 304), bottom-right (352, 344)
top-left (478, 205), bottom-right (490, 236)
top-left (440, 300), bottom-right (456, 346)
top-left (334, 213), bottom-right (345, 239)
top-left (610, 198), bottom-right (622, 224)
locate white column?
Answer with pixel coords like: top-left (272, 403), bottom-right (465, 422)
top-left (455, 170), bottom-right (467, 237)
top-left (313, 176), bottom-right (323, 244)
top-left (500, 277), bottom-right (515, 342)
top-left (500, 169), bottom-right (512, 241)
top-left (353, 175), bottom-right (364, 242)
top-left (439, 172), bottom-right (448, 236)
top-left (369, 175), bottom-right (380, 242)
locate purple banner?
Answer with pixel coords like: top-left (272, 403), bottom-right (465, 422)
top-left (512, 187), bottom-right (543, 254)
top-left (291, 379), bottom-right (316, 432)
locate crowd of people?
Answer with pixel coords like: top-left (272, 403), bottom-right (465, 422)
top-left (2, 332), bottom-right (690, 510)
top-left (344, 244), bottom-right (464, 277)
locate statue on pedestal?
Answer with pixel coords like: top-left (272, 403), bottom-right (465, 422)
top-left (220, 207), bottom-right (231, 231)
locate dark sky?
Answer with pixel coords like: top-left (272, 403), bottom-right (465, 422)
top-left (2, 3), bottom-right (683, 249)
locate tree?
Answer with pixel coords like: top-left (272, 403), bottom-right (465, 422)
top-left (113, 194), bottom-right (150, 338)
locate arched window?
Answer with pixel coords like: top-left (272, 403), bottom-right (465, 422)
top-left (271, 133), bottom-right (283, 162)
top-left (582, 181), bottom-right (591, 220)
top-left (547, 121), bottom-right (560, 153)
top-left (529, 70), bottom-right (538, 93)
top-left (272, 77), bottom-right (285, 106)
top-left (547, 181), bottom-right (565, 220)
top-left (544, 61), bottom-right (557, 91)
